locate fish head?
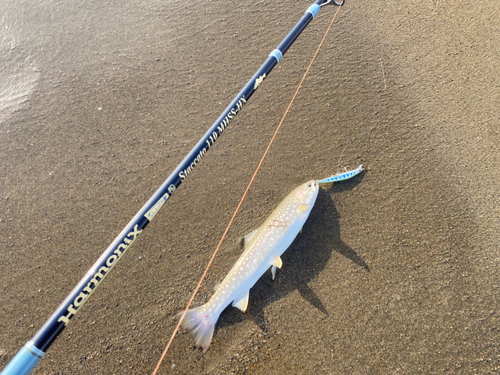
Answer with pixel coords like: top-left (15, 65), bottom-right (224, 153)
top-left (294, 180), bottom-right (319, 206)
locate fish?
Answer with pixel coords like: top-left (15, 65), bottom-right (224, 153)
top-left (179, 179), bottom-right (320, 352)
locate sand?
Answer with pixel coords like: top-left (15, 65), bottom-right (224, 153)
top-left (1, 0), bottom-right (499, 373)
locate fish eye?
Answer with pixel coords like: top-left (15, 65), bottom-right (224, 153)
top-left (307, 183), bottom-right (311, 187)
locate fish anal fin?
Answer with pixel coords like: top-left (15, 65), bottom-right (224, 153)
top-left (232, 292), bottom-right (250, 312)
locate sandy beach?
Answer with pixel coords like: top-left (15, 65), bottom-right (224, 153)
top-left (1, 0), bottom-right (499, 373)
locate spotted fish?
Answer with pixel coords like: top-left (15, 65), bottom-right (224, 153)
top-left (179, 180), bottom-right (319, 352)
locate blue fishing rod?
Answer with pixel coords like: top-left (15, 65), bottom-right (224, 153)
top-left (1, 0), bottom-right (343, 373)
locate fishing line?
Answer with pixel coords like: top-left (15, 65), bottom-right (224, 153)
top-left (335, 125), bottom-right (375, 174)
top-left (335, 0), bottom-right (392, 175)
top-left (152, 4), bottom-right (343, 374)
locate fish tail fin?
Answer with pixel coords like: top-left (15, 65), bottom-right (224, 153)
top-left (177, 306), bottom-right (216, 353)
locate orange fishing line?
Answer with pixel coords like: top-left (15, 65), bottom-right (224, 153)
top-left (152, 5), bottom-right (342, 374)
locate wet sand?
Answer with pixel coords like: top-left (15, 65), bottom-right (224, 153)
top-left (1, 0), bottom-right (499, 373)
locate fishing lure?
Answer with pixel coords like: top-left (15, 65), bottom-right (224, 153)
top-left (317, 164), bottom-right (363, 184)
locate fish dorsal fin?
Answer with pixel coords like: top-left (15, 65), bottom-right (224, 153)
top-left (242, 228), bottom-right (259, 248)
top-left (271, 256), bottom-right (283, 280)
top-left (232, 291), bottom-right (250, 312)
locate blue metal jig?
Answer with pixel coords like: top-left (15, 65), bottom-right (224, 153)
top-left (317, 164), bottom-right (363, 184)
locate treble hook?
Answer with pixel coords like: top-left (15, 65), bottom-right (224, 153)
top-left (320, 0), bottom-right (345, 7)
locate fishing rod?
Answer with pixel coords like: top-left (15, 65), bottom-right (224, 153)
top-left (1, 1), bottom-right (343, 373)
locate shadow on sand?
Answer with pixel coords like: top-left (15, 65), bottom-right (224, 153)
top-left (217, 173), bottom-right (368, 331)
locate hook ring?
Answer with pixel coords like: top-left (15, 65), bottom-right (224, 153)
top-left (320, 0), bottom-right (345, 6)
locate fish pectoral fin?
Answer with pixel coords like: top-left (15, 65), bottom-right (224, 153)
top-left (242, 228), bottom-right (259, 248)
top-left (271, 256), bottom-right (283, 281)
top-left (232, 292), bottom-right (250, 312)
top-left (297, 204), bottom-right (309, 213)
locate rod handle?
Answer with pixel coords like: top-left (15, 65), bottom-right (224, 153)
top-left (1, 342), bottom-right (45, 375)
